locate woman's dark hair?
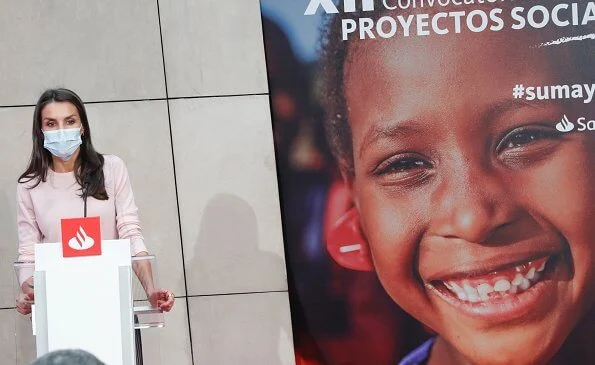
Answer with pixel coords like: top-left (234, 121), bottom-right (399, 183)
top-left (18, 88), bottom-right (108, 200)
top-left (319, 2), bottom-right (595, 174)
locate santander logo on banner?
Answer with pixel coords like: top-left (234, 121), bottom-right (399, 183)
top-left (61, 217), bottom-right (102, 257)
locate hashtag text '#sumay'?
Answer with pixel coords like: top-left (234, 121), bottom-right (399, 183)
top-left (513, 83), bottom-right (595, 104)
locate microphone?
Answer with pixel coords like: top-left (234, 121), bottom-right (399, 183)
top-left (82, 174), bottom-right (93, 218)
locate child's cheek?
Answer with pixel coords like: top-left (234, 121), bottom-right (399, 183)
top-left (512, 138), bottom-right (595, 308)
top-left (356, 184), bottom-right (432, 306)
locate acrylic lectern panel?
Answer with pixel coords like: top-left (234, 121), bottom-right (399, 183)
top-left (131, 255), bottom-right (165, 329)
top-left (34, 239), bottom-right (134, 365)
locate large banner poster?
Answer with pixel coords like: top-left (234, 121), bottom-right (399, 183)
top-left (259, 1), bottom-right (595, 364)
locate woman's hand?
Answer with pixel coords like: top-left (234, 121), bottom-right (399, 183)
top-left (16, 292), bottom-right (34, 315)
top-left (16, 277), bottom-right (35, 315)
top-left (148, 289), bottom-right (175, 312)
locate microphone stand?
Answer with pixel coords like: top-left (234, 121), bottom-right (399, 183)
top-left (82, 175), bottom-right (91, 218)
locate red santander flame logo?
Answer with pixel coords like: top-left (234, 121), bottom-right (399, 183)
top-left (61, 217), bottom-right (102, 257)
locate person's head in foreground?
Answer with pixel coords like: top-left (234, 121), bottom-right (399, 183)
top-left (321, 2), bottom-right (595, 364)
top-left (31, 349), bottom-right (105, 365)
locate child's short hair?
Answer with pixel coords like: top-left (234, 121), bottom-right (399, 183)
top-left (319, 1), bottom-right (595, 173)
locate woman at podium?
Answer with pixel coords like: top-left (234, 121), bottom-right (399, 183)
top-left (15, 88), bottom-right (175, 315)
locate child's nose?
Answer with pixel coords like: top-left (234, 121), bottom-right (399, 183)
top-left (429, 169), bottom-right (521, 244)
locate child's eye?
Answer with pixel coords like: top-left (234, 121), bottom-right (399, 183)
top-left (496, 124), bottom-right (564, 166)
top-left (496, 126), bottom-right (561, 153)
top-left (373, 154), bottom-right (433, 185)
top-left (379, 158), bottom-right (427, 173)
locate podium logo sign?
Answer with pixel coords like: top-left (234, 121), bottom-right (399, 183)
top-left (61, 217), bottom-right (102, 257)
top-left (69, 226), bottom-right (95, 250)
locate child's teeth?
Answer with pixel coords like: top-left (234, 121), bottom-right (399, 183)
top-left (445, 281), bottom-right (468, 299)
top-left (537, 260), bottom-right (546, 272)
top-left (453, 283), bottom-right (468, 298)
top-left (453, 282), bottom-right (465, 292)
top-left (531, 272), bottom-right (541, 283)
top-left (519, 278), bottom-right (531, 291)
top-left (477, 283), bottom-right (493, 300)
top-left (467, 293), bottom-right (480, 302)
top-left (464, 284), bottom-right (480, 302)
top-left (449, 281), bottom-right (464, 293)
top-left (494, 279), bottom-right (511, 292)
top-left (509, 285), bottom-right (518, 294)
top-left (512, 273), bottom-right (524, 286)
top-left (442, 258), bottom-right (550, 302)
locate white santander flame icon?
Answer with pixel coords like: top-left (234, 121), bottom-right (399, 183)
top-left (556, 114), bottom-right (575, 133)
top-left (68, 226), bottom-right (95, 250)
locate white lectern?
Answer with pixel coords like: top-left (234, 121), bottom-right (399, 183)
top-left (13, 215), bottom-right (164, 365)
top-left (33, 239), bottom-right (136, 365)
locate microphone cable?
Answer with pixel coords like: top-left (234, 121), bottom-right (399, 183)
top-left (82, 174), bottom-right (93, 218)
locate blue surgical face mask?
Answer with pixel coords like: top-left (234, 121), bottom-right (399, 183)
top-left (42, 127), bottom-right (82, 161)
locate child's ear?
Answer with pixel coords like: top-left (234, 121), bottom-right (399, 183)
top-left (326, 200), bottom-right (375, 272)
top-left (326, 208), bottom-right (374, 271)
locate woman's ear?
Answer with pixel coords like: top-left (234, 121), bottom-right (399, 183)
top-left (326, 207), bottom-right (375, 271)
